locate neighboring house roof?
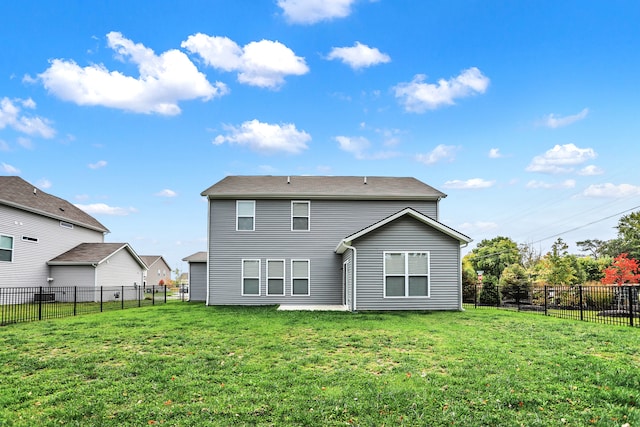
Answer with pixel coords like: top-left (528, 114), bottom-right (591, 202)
top-left (0, 176), bottom-right (109, 233)
top-left (335, 207), bottom-right (472, 254)
top-left (140, 255), bottom-right (171, 271)
top-left (48, 243), bottom-right (147, 269)
top-left (182, 251), bottom-right (207, 263)
top-left (201, 176), bottom-right (447, 201)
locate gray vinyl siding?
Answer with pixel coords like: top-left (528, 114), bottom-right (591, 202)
top-left (0, 205), bottom-right (104, 288)
top-left (49, 265), bottom-right (95, 287)
top-left (145, 259), bottom-right (171, 286)
top-left (208, 199), bottom-right (438, 306)
top-left (96, 249), bottom-right (145, 289)
top-left (352, 216), bottom-right (462, 311)
top-left (188, 261), bottom-right (207, 302)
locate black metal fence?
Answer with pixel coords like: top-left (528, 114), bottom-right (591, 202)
top-left (463, 283), bottom-right (639, 328)
top-left (0, 285), bottom-right (168, 326)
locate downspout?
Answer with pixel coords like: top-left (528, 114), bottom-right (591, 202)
top-left (343, 244), bottom-right (357, 312)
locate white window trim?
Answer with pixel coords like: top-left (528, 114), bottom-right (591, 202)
top-left (241, 259), bottom-right (261, 296)
top-left (291, 200), bottom-right (310, 232)
top-left (236, 200), bottom-right (255, 231)
top-left (0, 234), bottom-right (14, 263)
top-left (291, 259), bottom-right (310, 296)
top-left (383, 251), bottom-right (430, 298)
top-left (266, 259), bottom-right (285, 296)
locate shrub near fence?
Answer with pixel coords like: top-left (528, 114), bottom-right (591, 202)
top-left (0, 285), bottom-right (167, 326)
top-left (463, 284), bottom-right (639, 327)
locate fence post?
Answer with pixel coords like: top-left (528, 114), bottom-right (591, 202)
top-left (121, 286), bottom-right (124, 310)
top-left (100, 286), bottom-right (103, 312)
top-left (474, 284), bottom-right (477, 309)
top-left (628, 286), bottom-right (634, 327)
top-left (164, 285), bottom-right (167, 303)
top-left (579, 286), bottom-right (584, 322)
top-left (38, 286), bottom-right (43, 321)
top-left (152, 286), bottom-right (155, 305)
top-left (138, 285), bottom-right (141, 307)
top-left (74, 286), bottom-right (77, 317)
top-left (544, 286), bottom-right (548, 316)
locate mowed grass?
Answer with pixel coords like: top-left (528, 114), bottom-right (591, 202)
top-left (1, 303), bottom-right (639, 426)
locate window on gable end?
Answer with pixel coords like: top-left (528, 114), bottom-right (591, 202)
top-left (291, 201), bottom-right (310, 231)
top-left (237, 201), bottom-right (255, 231)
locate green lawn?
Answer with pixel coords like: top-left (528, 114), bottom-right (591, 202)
top-left (1, 303), bottom-right (638, 426)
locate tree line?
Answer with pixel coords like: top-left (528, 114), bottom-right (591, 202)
top-left (463, 211), bottom-right (640, 304)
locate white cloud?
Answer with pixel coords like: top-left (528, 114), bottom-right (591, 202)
top-left (394, 67), bottom-right (489, 113)
top-left (278, 0), bottom-right (355, 24)
top-left (0, 140), bottom-right (9, 151)
top-left (326, 42), bottom-right (391, 69)
top-left (39, 32), bottom-right (227, 115)
top-left (582, 183), bottom-right (640, 198)
top-left (415, 144), bottom-right (458, 165)
top-left (0, 97), bottom-right (55, 138)
top-left (214, 119), bottom-right (310, 154)
top-left (36, 178), bottom-right (52, 189)
top-left (1, 162), bottom-right (20, 174)
top-left (75, 203), bottom-right (138, 216)
top-left (88, 160), bottom-right (107, 169)
top-left (335, 135), bottom-right (400, 160)
top-left (541, 108), bottom-right (589, 128)
top-left (336, 135), bottom-right (370, 159)
top-left (578, 165), bottom-right (604, 176)
top-left (155, 189), bottom-right (177, 197)
top-left (442, 178), bottom-right (496, 189)
top-left (17, 137), bottom-right (32, 150)
top-left (526, 143), bottom-right (597, 174)
top-left (525, 179), bottom-right (576, 189)
top-left (488, 148), bottom-right (502, 158)
top-left (182, 34), bottom-right (308, 89)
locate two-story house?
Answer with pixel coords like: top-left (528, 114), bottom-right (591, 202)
top-left (200, 176), bottom-right (472, 311)
top-left (0, 176), bottom-right (146, 296)
top-left (140, 255), bottom-right (171, 288)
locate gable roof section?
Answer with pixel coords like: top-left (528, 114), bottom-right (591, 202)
top-left (0, 176), bottom-right (109, 233)
top-left (182, 251), bottom-right (207, 263)
top-left (140, 255), bottom-right (171, 270)
top-left (201, 176), bottom-right (446, 201)
top-left (48, 243), bottom-right (147, 269)
top-left (335, 207), bottom-right (472, 254)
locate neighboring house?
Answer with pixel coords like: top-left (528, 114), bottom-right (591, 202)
top-left (182, 251), bottom-right (207, 302)
top-left (0, 176), bottom-right (108, 288)
top-left (200, 176), bottom-right (472, 311)
top-left (177, 273), bottom-right (189, 286)
top-left (48, 243), bottom-right (147, 302)
top-left (140, 256), bottom-right (171, 288)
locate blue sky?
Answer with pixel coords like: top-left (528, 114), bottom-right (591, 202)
top-left (2, 0), bottom-right (640, 274)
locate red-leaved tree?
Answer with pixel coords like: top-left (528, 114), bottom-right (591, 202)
top-left (601, 253), bottom-right (640, 286)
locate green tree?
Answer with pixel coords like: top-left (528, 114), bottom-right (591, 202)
top-left (601, 211), bottom-right (640, 259)
top-left (576, 239), bottom-right (607, 259)
top-left (499, 264), bottom-right (531, 303)
top-left (461, 256), bottom-right (477, 303)
top-left (577, 256), bottom-right (611, 283)
top-left (467, 236), bottom-right (520, 287)
top-left (540, 238), bottom-right (579, 286)
top-left (478, 275), bottom-right (500, 306)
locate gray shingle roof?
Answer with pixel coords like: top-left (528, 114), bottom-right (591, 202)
top-left (201, 176), bottom-right (446, 200)
top-left (182, 251), bottom-right (207, 263)
top-left (48, 242), bottom-right (147, 269)
top-left (0, 176), bottom-right (109, 233)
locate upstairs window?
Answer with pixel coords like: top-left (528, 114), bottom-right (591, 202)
top-left (291, 201), bottom-right (310, 231)
top-left (237, 201), bottom-right (255, 231)
top-left (384, 252), bottom-right (430, 297)
top-left (0, 235), bottom-right (13, 262)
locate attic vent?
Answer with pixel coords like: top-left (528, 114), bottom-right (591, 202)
top-left (59, 207), bottom-right (65, 212)
top-left (60, 221), bottom-right (74, 229)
